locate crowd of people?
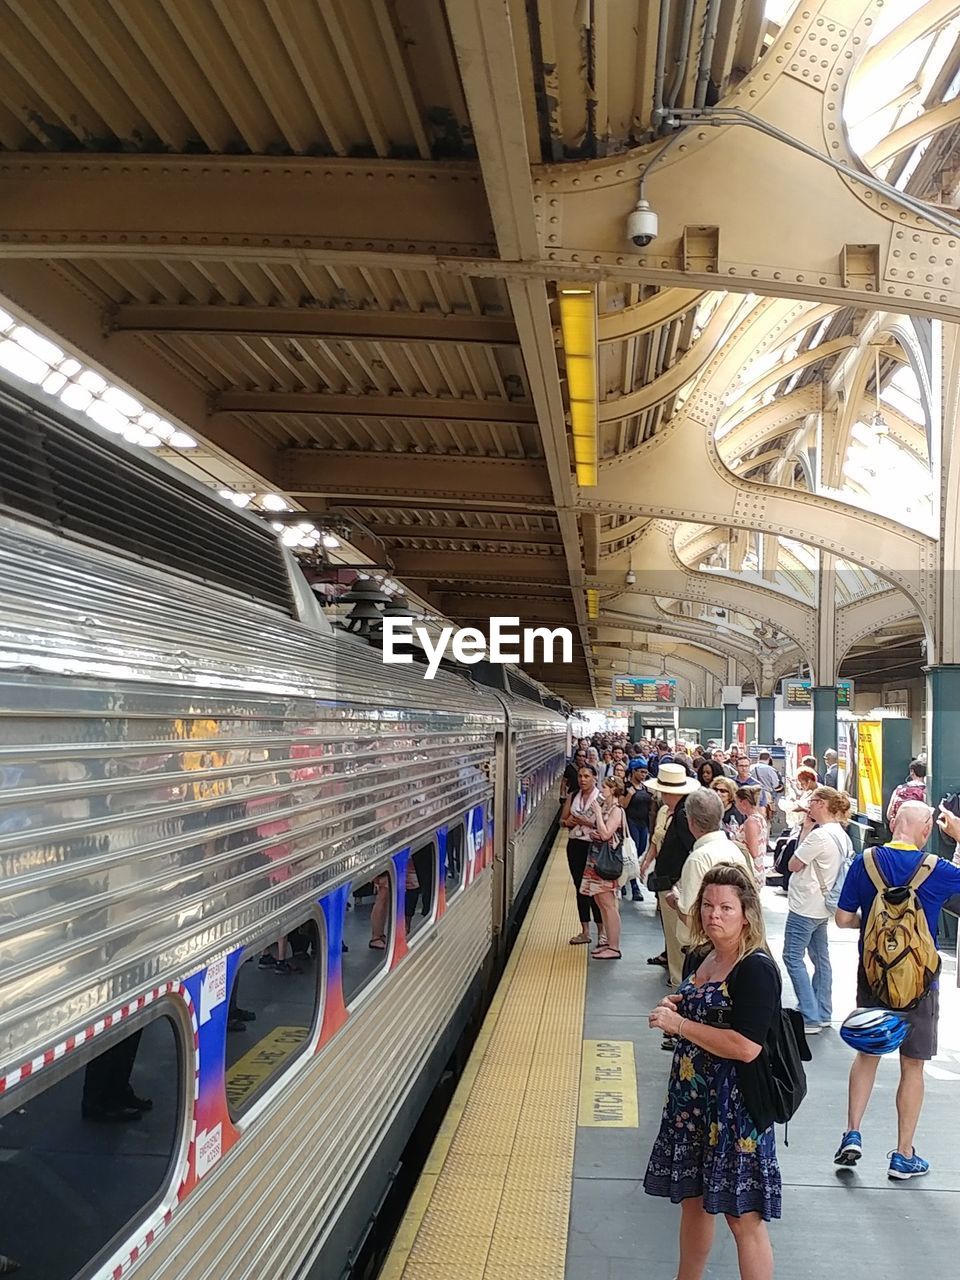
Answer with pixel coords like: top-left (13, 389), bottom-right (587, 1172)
top-left (561, 730), bottom-right (956, 1280)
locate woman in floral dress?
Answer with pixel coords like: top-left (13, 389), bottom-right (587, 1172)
top-left (646, 863), bottom-right (781, 1280)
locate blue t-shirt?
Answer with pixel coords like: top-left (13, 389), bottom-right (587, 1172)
top-left (837, 843), bottom-right (960, 948)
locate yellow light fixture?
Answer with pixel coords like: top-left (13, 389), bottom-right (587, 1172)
top-left (558, 285), bottom-right (598, 487)
top-left (586, 588), bottom-right (600, 619)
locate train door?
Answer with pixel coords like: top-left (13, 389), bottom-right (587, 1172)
top-left (491, 725), bottom-right (515, 945)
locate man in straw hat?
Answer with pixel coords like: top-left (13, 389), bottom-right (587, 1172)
top-left (645, 763), bottom-right (700, 1009)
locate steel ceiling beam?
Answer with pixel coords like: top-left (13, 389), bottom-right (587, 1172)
top-left (213, 390), bottom-right (538, 423)
top-left (443, 0), bottom-right (596, 702)
top-left (392, 548), bottom-right (569, 587)
top-left (0, 155), bottom-right (497, 261)
top-left (371, 523), bottom-right (563, 546)
top-left (108, 304), bottom-right (520, 346)
top-left (277, 449), bottom-right (553, 506)
top-left (438, 595), bottom-right (579, 624)
top-left (597, 287), bottom-right (703, 342)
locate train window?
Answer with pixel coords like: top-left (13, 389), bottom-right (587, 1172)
top-left (406, 840), bottom-right (436, 942)
top-left (343, 865), bottom-right (394, 1004)
top-left (0, 1012), bottom-right (182, 1280)
top-left (225, 917), bottom-right (321, 1122)
top-left (445, 822), bottom-right (465, 899)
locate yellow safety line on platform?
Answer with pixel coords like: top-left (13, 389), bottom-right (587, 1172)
top-left (380, 834), bottom-right (586, 1280)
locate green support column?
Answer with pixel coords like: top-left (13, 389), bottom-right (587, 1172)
top-left (723, 703), bottom-right (738, 745)
top-left (756, 696), bottom-right (775, 745)
top-left (811, 686), bottom-right (838, 763)
top-left (926, 665), bottom-right (960, 856)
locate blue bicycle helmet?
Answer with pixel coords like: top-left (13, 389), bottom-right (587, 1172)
top-left (840, 1007), bottom-right (909, 1055)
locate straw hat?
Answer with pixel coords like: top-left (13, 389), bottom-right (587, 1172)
top-left (644, 762), bottom-right (700, 795)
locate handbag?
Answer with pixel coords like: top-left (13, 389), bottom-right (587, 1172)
top-left (618, 829), bottom-right (641, 886)
top-left (729, 955), bottom-right (811, 1142)
top-left (593, 838), bottom-right (624, 882)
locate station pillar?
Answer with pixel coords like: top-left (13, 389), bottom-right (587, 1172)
top-left (811, 686), bottom-right (837, 763)
top-left (926, 666), bottom-right (960, 852)
top-left (756, 696), bottom-right (775, 746)
top-left (723, 702), bottom-right (738, 745)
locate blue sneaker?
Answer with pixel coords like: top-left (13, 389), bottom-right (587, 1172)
top-left (834, 1130), bottom-right (862, 1166)
top-left (888, 1150), bottom-right (929, 1180)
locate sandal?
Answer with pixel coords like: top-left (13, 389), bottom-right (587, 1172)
top-left (592, 947), bottom-right (622, 960)
top-left (368, 937), bottom-right (386, 950)
top-left (568, 933), bottom-right (591, 945)
top-left (647, 952), bottom-right (668, 967)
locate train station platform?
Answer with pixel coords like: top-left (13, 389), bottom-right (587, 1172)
top-left (382, 835), bottom-right (960, 1280)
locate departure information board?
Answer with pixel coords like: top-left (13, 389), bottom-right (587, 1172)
top-left (612, 675), bottom-right (677, 705)
top-left (780, 679), bottom-right (852, 709)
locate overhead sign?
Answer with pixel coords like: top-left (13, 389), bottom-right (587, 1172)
top-left (612, 675), bottom-right (677, 705)
top-left (857, 720), bottom-right (884, 822)
top-left (780, 678), bottom-right (853, 709)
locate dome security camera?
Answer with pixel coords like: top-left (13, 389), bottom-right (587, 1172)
top-left (626, 197), bottom-right (658, 248)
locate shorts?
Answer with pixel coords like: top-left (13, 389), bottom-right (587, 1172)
top-left (856, 964), bottom-right (939, 1060)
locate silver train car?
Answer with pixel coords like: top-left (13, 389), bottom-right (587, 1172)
top-left (0, 379), bottom-right (567, 1280)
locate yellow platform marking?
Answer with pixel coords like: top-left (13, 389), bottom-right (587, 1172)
top-left (577, 1040), bottom-right (639, 1127)
top-left (225, 1024), bottom-right (308, 1110)
top-left (380, 834), bottom-right (586, 1280)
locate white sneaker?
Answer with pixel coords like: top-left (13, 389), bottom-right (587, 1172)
top-left (803, 1022), bottom-right (822, 1035)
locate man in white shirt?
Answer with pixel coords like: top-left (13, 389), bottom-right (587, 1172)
top-left (669, 788), bottom-right (752, 948)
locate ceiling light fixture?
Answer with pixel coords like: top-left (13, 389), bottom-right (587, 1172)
top-left (558, 286), bottom-right (598, 487)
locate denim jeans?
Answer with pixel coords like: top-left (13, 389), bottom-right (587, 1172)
top-left (782, 911), bottom-right (832, 1025)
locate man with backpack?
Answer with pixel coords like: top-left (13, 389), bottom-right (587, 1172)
top-left (833, 800), bottom-right (960, 1179)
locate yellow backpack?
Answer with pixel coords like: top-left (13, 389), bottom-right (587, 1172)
top-left (861, 847), bottom-right (940, 1010)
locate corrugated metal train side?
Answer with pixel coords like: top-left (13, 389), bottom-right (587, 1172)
top-left (0, 513), bottom-right (566, 1280)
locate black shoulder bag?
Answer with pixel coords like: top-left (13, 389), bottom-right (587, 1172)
top-left (593, 808), bottom-right (624, 881)
top-left (728, 955), bottom-right (811, 1143)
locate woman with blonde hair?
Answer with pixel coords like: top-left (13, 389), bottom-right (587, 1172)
top-left (646, 862), bottom-right (781, 1279)
top-left (733, 786), bottom-right (768, 884)
top-left (783, 786), bottom-right (853, 1034)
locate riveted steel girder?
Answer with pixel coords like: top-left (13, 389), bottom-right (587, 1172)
top-left (530, 0), bottom-right (960, 324)
top-left (593, 630), bottom-right (728, 678)
top-left (719, 386), bottom-right (822, 462)
top-left (598, 611), bottom-right (763, 687)
top-left (109, 304), bottom-right (520, 347)
top-left (837, 589), bottom-right (921, 665)
top-left (599, 294), bottom-right (742, 425)
top-left (590, 294), bottom-right (939, 621)
top-left (278, 449), bottom-right (553, 507)
top-left (594, 520), bottom-right (816, 655)
top-left (439, 595), bottom-right (576, 624)
top-left (591, 409), bottom-right (938, 615)
top-left (392, 548), bottom-right (568, 588)
top-left (213, 390), bottom-right (539, 423)
top-left (597, 288), bottom-right (703, 343)
top-left (0, 155), bottom-right (498, 262)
